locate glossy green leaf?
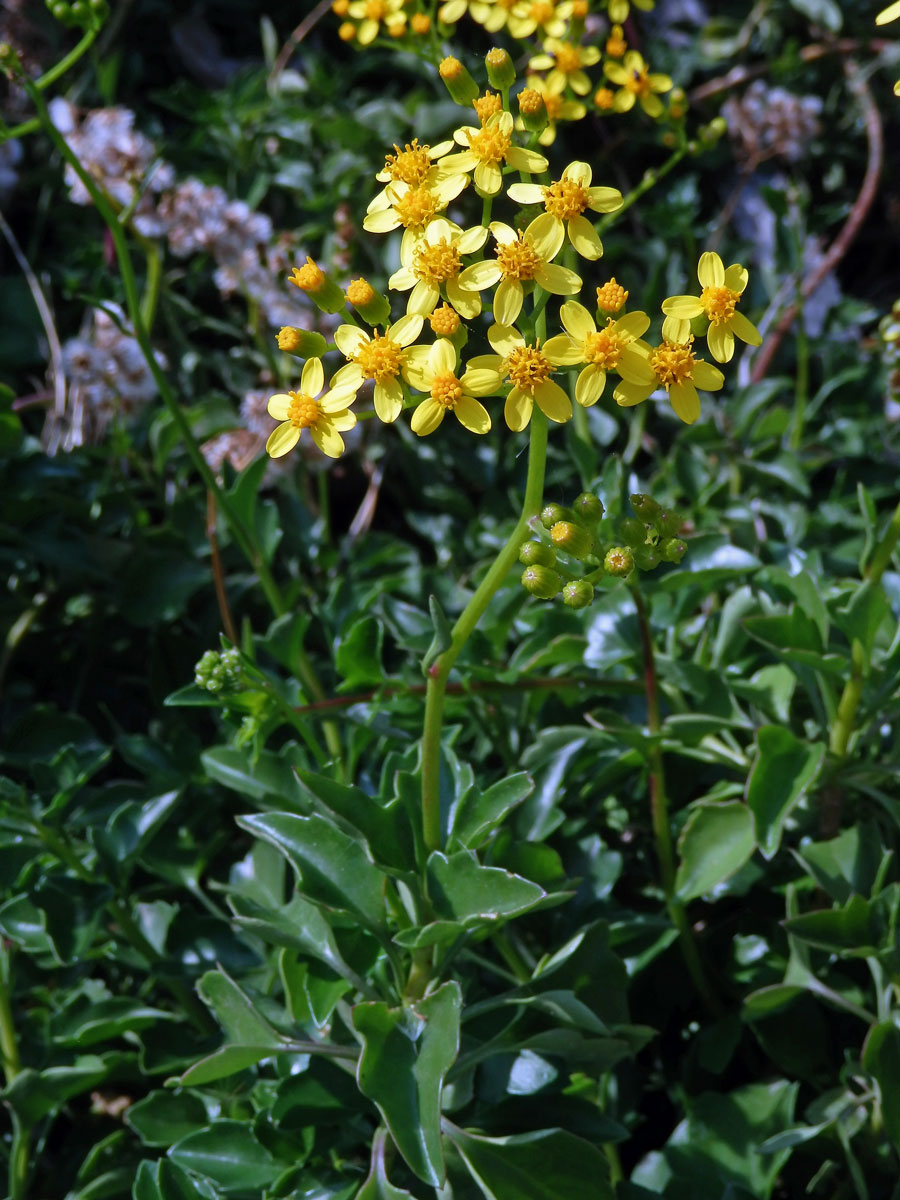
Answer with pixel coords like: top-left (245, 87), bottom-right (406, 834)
top-left (201, 747), bottom-right (307, 805)
top-left (793, 822), bottom-right (884, 903)
top-left (448, 773), bottom-right (534, 851)
top-left (357, 1128), bottom-right (416, 1199)
top-left (126, 1091), bottom-right (211, 1147)
top-left (51, 996), bottom-right (175, 1047)
top-left (444, 1123), bottom-right (614, 1199)
top-left (426, 851), bottom-right (547, 924)
top-left (675, 801), bottom-right (756, 901)
top-left (746, 726), bottom-right (825, 858)
top-left (168, 1121), bottom-right (280, 1189)
top-left (196, 967), bottom-right (286, 1048)
top-left (353, 982), bottom-right (461, 1186)
top-left (2, 1057), bottom-right (111, 1123)
top-left (295, 770), bottom-right (415, 873)
top-left (336, 616), bottom-right (385, 690)
top-left (237, 812), bottom-right (387, 928)
top-left (862, 1021), bottom-right (900, 1151)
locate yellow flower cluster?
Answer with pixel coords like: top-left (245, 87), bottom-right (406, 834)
top-left (265, 53), bottom-right (760, 461)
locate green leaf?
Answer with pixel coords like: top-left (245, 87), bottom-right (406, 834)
top-left (168, 1121), bottom-right (280, 1190)
top-left (201, 746), bottom-right (308, 805)
top-left (237, 812), bottom-right (387, 929)
top-left (675, 801), bottom-right (756, 901)
top-left (837, 580), bottom-right (891, 661)
top-left (1, 1058), bottom-right (111, 1123)
top-left (296, 770), bottom-right (415, 874)
top-left (862, 1021), bottom-right (900, 1151)
top-left (357, 1129), bottom-right (416, 1199)
top-left (353, 982), bottom-right (461, 1186)
top-left (444, 1124), bottom-right (614, 1199)
top-left (793, 822), bottom-right (884, 903)
top-left (196, 968), bottom-right (286, 1048)
top-left (228, 893), bottom-right (365, 988)
top-left (782, 892), bottom-right (890, 956)
top-left (51, 996), bottom-right (175, 1047)
top-left (448, 773), bottom-right (534, 851)
top-left (656, 536), bottom-right (760, 591)
top-left (746, 726), bottom-right (825, 858)
top-left (178, 1045), bottom-right (276, 1088)
top-left (426, 851), bottom-right (547, 925)
top-left (126, 1091), bottom-right (211, 1147)
top-left (336, 616), bottom-right (385, 691)
top-left (422, 594), bottom-right (454, 676)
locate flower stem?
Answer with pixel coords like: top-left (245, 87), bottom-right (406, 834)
top-left (596, 141), bottom-right (689, 236)
top-left (421, 409), bottom-right (549, 852)
top-left (1, 949), bottom-right (30, 1200)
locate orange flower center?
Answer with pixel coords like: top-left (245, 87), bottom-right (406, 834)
top-left (594, 87), bottom-right (615, 110)
top-left (415, 239), bottom-right (462, 283)
top-left (496, 236), bottom-right (541, 281)
top-left (583, 321), bottom-right (624, 368)
top-left (290, 257), bottom-right (325, 292)
top-left (701, 284), bottom-right (739, 325)
top-left (626, 65), bottom-right (652, 97)
top-left (429, 304), bottom-right (461, 336)
top-left (543, 177), bottom-right (589, 221)
top-left (606, 27), bottom-right (627, 57)
top-left (383, 139), bottom-right (432, 187)
top-left (506, 344), bottom-right (553, 394)
top-left (365, 0), bottom-right (386, 18)
top-left (473, 91), bottom-right (503, 124)
top-left (650, 339), bottom-right (696, 389)
top-left (468, 123), bottom-right (512, 165)
top-left (354, 332), bottom-right (404, 383)
top-left (553, 42), bottom-right (582, 75)
top-left (287, 392), bottom-right (320, 429)
top-left (530, 0), bottom-right (555, 23)
top-left (431, 370), bottom-right (464, 409)
top-left (596, 278), bottom-right (628, 311)
top-left (394, 185), bottom-right (441, 229)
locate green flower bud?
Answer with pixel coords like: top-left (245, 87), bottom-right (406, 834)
top-left (519, 540), bottom-right (557, 567)
top-left (633, 545), bottom-right (661, 571)
top-left (540, 502), bottom-right (571, 529)
top-left (440, 56), bottom-right (479, 105)
top-left (345, 277), bottom-right (392, 326)
top-left (276, 327), bottom-right (328, 358)
top-left (630, 492), bottom-right (661, 520)
top-left (517, 87), bottom-right (548, 135)
top-left (659, 537), bottom-right (687, 563)
top-left (619, 517), bottom-right (648, 547)
top-left (604, 546), bottom-right (634, 578)
top-left (572, 492), bottom-right (605, 523)
top-left (485, 47), bottom-right (515, 90)
top-left (550, 521), bottom-right (594, 560)
top-left (521, 565), bottom-right (561, 599)
top-left (656, 509), bottom-right (683, 537)
top-left (289, 257), bottom-right (347, 315)
top-left (563, 579), bottom-right (594, 609)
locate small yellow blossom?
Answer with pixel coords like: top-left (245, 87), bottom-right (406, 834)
top-left (614, 335), bottom-right (724, 425)
top-left (437, 109), bottom-right (549, 196)
top-left (388, 216), bottom-right (488, 318)
top-left (289, 256), bottom-right (326, 293)
top-left (332, 315), bottom-right (424, 423)
top-left (609, 0), bottom-right (654, 20)
top-left (458, 215), bottom-right (581, 325)
top-left (332, 0), bottom-right (350, 14)
top-left (437, 0), bottom-right (468, 22)
top-left (661, 251), bottom-right (761, 363)
top-left (604, 50), bottom-right (672, 117)
top-left (473, 323), bottom-right (574, 431)
top-left (376, 138), bottom-right (454, 191)
top-left (338, 21), bottom-right (356, 39)
top-left (606, 24), bottom-right (627, 57)
top-left (520, 73), bottom-right (587, 145)
top-left (473, 91), bottom-right (504, 124)
top-left (528, 38), bottom-right (601, 96)
top-left (597, 278), bottom-right (628, 312)
top-left (507, 161), bottom-right (622, 260)
top-left (543, 301), bottom-right (655, 407)
top-left (506, 0), bottom-right (575, 41)
top-left (594, 86), bottom-right (615, 110)
top-left (405, 338), bottom-right (500, 435)
top-left (411, 11), bottom-right (430, 31)
top-left (266, 358), bottom-right (356, 459)
top-left (429, 304), bottom-right (462, 336)
top-left (364, 176), bottom-right (467, 258)
top-left (346, 0), bottom-right (405, 44)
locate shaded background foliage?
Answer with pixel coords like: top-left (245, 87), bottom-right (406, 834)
top-left (2, 1), bottom-right (900, 1198)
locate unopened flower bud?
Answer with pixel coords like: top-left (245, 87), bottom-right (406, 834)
top-left (606, 24), bottom-right (627, 57)
top-left (485, 47), bottom-right (515, 90)
top-left (521, 565), bottom-right (561, 599)
top-left (659, 537), bottom-right (687, 563)
top-left (633, 545), bottom-right (661, 570)
top-left (656, 509), bottom-right (683, 537)
top-left (338, 20), bottom-right (355, 40)
top-left (630, 492), bottom-right (662, 520)
top-left (289, 257), bottom-right (346, 313)
top-left (594, 87), bottom-right (615, 111)
top-left (440, 56), bottom-right (479, 105)
top-left (563, 579), bottom-right (594, 609)
top-left (345, 277), bottom-right (391, 325)
top-left (619, 517), bottom-right (648, 547)
top-left (540, 502), bottom-right (571, 529)
top-left (428, 303), bottom-right (461, 337)
top-left (668, 87), bottom-right (687, 120)
top-left (411, 11), bottom-right (430, 32)
top-left (572, 492), bottom-right (604, 523)
top-left (604, 546), bottom-right (634, 577)
top-left (519, 540), bottom-right (557, 567)
top-left (517, 87), bottom-right (547, 134)
top-left (331, 0), bottom-right (349, 13)
top-left (596, 278), bottom-right (628, 313)
top-left (277, 327), bottom-right (328, 358)
top-left (473, 91), bottom-right (503, 124)
top-left (550, 521), bottom-right (594, 560)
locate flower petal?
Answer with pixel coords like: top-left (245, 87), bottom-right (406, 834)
top-left (614, 381), bottom-right (654, 408)
top-left (661, 315), bottom-right (691, 344)
top-left (662, 295), bottom-right (703, 319)
top-left (730, 309), bottom-right (762, 346)
top-left (266, 422), bottom-right (300, 458)
top-left (724, 263), bottom-right (749, 294)
top-left (334, 325), bottom-right (367, 357)
top-left (691, 359), bottom-right (725, 391)
top-left (697, 251), bottom-right (724, 288)
top-left (669, 381), bottom-right (701, 424)
top-left (410, 398), bottom-right (445, 436)
top-left (363, 208), bottom-right (400, 234)
top-left (408, 280), bottom-right (440, 317)
top-left (455, 225), bottom-right (489, 254)
top-left (319, 387), bottom-right (356, 414)
top-left (575, 365), bottom-right (605, 407)
top-left (563, 161), bottom-right (592, 186)
top-left (301, 357), bottom-right (324, 397)
top-left (494, 278), bottom-right (524, 326)
top-left (430, 338), bottom-right (456, 376)
top-left (489, 221), bottom-right (519, 246)
top-left (474, 161), bottom-right (502, 195)
top-left (567, 215), bottom-right (603, 260)
top-left (707, 323), bottom-right (735, 363)
top-left (330, 362), bottom-right (363, 391)
top-left (504, 388), bottom-right (533, 432)
top-left (618, 347), bottom-right (657, 385)
top-left (585, 185), bottom-right (623, 213)
top-left (615, 311), bottom-right (651, 339)
top-left (374, 377), bottom-right (403, 423)
top-left (459, 366), bottom-right (503, 396)
top-left (267, 394), bottom-right (291, 420)
top-left (535, 262), bottom-right (582, 295)
top-left (534, 379), bottom-right (573, 423)
top-left (543, 334), bottom-right (583, 366)
top-left (446, 278), bottom-right (482, 319)
top-left (391, 313), bottom-right (424, 346)
top-left (560, 301), bottom-right (596, 341)
top-left (507, 182), bottom-right (544, 204)
top-left (527, 212), bottom-right (565, 260)
top-left (459, 260), bottom-right (502, 290)
top-left (454, 393), bottom-right (491, 433)
top-left (488, 324), bottom-right (524, 356)
top-left (311, 420), bottom-right (346, 458)
top-left (506, 145), bottom-right (550, 175)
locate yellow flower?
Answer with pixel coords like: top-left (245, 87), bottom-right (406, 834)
top-left (604, 50), bottom-right (672, 117)
top-left (606, 24), bottom-right (627, 57)
top-left (528, 39), bottom-right (602, 96)
top-left (507, 161), bottom-right (622, 260)
top-left (506, 0), bottom-right (576, 40)
top-left (437, 0), bottom-right (468, 22)
top-left (373, 138), bottom-right (455, 205)
top-left (463, 0), bottom-right (531, 34)
top-left (542, 301), bottom-right (655, 406)
top-left (364, 176), bottom-right (467, 258)
top-left (266, 358), bottom-right (356, 459)
top-left (613, 336), bottom-right (724, 425)
top-left (518, 73), bottom-right (587, 145)
top-left (661, 251), bottom-right (761, 363)
top-left (436, 110), bottom-right (548, 196)
top-left (474, 323), bottom-right (574, 431)
top-left (404, 339), bottom-right (501, 435)
top-left (331, 314), bottom-right (424, 423)
top-left (609, 0), bottom-right (654, 20)
top-left (388, 216), bottom-right (488, 318)
top-left (458, 214), bottom-right (581, 325)
top-left (473, 90), bottom-right (504, 125)
top-left (346, 0), bottom-right (405, 43)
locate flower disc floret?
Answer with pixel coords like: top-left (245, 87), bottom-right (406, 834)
top-left (266, 358), bottom-right (356, 459)
top-left (661, 251), bottom-right (761, 362)
top-left (378, 138), bottom-right (451, 187)
top-left (597, 278), bottom-right (628, 312)
top-left (508, 162), bottom-right (621, 259)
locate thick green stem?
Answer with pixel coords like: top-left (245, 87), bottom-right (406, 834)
top-left (35, 27), bottom-right (98, 91)
top-left (1, 951), bottom-right (29, 1200)
top-left (421, 409), bottom-right (549, 852)
top-left (632, 583), bottom-right (721, 1015)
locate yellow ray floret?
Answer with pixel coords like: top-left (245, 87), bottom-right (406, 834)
top-left (543, 301), bottom-right (655, 407)
top-left (528, 39), bottom-right (601, 97)
top-left (404, 338), bottom-right (502, 436)
top-left (661, 250), bottom-right (761, 363)
top-left (614, 335), bottom-right (724, 425)
top-left (508, 161), bottom-right (622, 260)
top-left (331, 314), bottom-right (425, 423)
top-left (388, 217), bottom-right (488, 318)
top-left (603, 50), bottom-right (672, 117)
top-left (437, 110), bottom-right (549, 196)
top-left (266, 358), bottom-right (356, 460)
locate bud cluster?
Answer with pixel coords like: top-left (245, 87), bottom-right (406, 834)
top-left (194, 648), bottom-right (243, 694)
top-left (519, 491), bottom-right (688, 606)
top-left (45, 0), bottom-right (108, 30)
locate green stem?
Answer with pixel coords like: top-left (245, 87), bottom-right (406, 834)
top-left (1, 951), bottom-right (30, 1200)
top-left (34, 27), bottom-right (98, 91)
top-left (421, 409), bottom-right (549, 852)
top-left (631, 582), bottom-right (721, 1015)
top-left (140, 240), bottom-right (163, 333)
top-left (596, 141), bottom-right (689, 236)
